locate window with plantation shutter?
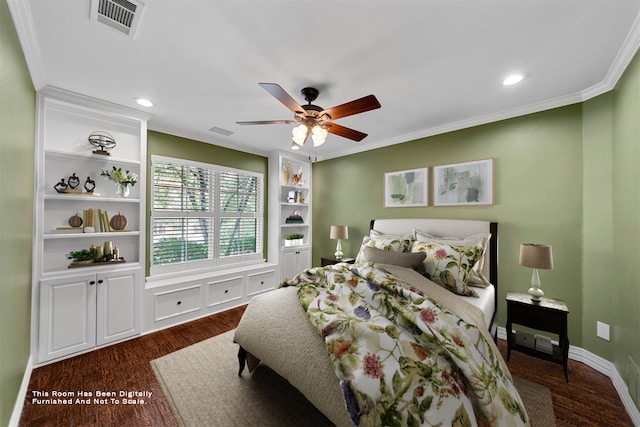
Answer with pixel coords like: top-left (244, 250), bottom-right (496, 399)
top-left (151, 155), bottom-right (263, 275)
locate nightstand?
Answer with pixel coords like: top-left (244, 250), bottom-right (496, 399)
top-left (506, 291), bottom-right (570, 382)
top-left (320, 256), bottom-right (355, 267)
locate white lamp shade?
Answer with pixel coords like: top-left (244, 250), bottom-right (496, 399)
top-left (519, 243), bottom-right (554, 269)
top-left (330, 225), bottom-right (349, 240)
top-left (292, 124), bottom-right (309, 146)
top-left (311, 125), bottom-right (328, 147)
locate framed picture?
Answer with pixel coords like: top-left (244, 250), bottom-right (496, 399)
top-left (433, 159), bottom-right (494, 206)
top-left (384, 168), bottom-right (428, 207)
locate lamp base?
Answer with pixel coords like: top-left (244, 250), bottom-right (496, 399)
top-left (334, 239), bottom-right (343, 260)
top-left (528, 286), bottom-right (544, 301)
top-left (527, 268), bottom-right (544, 301)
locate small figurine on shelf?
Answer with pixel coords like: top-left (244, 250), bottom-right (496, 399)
top-left (84, 176), bottom-right (95, 193)
top-left (88, 131), bottom-right (116, 156)
top-left (68, 173), bottom-right (80, 189)
top-left (291, 166), bottom-right (303, 186)
top-left (68, 213), bottom-right (83, 228)
top-left (54, 178), bottom-right (68, 193)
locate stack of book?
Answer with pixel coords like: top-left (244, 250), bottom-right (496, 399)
top-left (50, 227), bottom-right (83, 234)
top-left (285, 215), bottom-right (304, 224)
top-left (534, 334), bottom-right (553, 354)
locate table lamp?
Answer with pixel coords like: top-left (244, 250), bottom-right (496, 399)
top-left (330, 225), bottom-right (349, 260)
top-left (519, 243), bottom-right (554, 301)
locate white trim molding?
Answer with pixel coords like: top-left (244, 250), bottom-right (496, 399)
top-left (497, 327), bottom-right (640, 426)
top-left (9, 356), bottom-right (33, 427)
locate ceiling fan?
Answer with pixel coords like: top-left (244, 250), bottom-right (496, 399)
top-left (236, 83), bottom-right (381, 149)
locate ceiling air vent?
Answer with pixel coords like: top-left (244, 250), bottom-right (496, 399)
top-left (90, 0), bottom-right (145, 38)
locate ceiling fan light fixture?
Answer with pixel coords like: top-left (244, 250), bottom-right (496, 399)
top-left (311, 125), bottom-right (328, 147)
top-left (292, 124), bottom-right (309, 146)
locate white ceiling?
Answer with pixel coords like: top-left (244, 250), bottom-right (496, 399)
top-left (9, 0), bottom-right (640, 161)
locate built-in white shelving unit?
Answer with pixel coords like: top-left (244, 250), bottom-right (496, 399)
top-left (32, 88), bottom-right (150, 364)
top-left (268, 151), bottom-right (312, 281)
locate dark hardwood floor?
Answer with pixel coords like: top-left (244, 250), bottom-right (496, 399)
top-left (19, 305), bottom-right (634, 427)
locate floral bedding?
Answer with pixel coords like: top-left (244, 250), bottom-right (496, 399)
top-left (287, 262), bottom-right (529, 427)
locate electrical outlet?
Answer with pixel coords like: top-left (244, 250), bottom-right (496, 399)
top-left (596, 321), bottom-right (610, 341)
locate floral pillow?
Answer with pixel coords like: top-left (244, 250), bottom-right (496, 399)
top-left (410, 241), bottom-right (483, 297)
top-left (413, 230), bottom-right (491, 287)
top-left (369, 230), bottom-right (413, 252)
top-left (355, 235), bottom-right (412, 263)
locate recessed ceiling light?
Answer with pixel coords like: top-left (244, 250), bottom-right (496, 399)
top-left (502, 74), bottom-right (525, 86)
top-left (134, 97), bottom-right (155, 107)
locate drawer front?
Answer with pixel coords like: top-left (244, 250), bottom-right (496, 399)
top-left (509, 303), bottom-right (566, 334)
top-left (154, 285), bottom-right (202, 321)
top-left (207, 276), bottom-right (243, 308)
top-left (247, 269), bottom-right (276, 296)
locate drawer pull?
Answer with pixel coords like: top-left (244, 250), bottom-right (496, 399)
top-left (224, 289), bottom-right (229, 294)
top-left (261, 281), bottom-right (264, 285)
top-left (177, 301), bottom-right (182, 305)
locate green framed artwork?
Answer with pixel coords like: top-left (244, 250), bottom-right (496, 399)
top-left (433, 159), bottom-right (494, 206)
top-left (384, 168), bottom-right (428, 207)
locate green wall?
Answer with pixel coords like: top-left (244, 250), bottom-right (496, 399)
top-left (314, 51), bottom-right (640, 403)
top-left (0, 1), bottom-right (36, 424)
top-left (610, 51), bottom-right (640, 392)
top-left (146, 131), bottom-right (269, 275)
top-left (313, 106), bottom-right (584, 345)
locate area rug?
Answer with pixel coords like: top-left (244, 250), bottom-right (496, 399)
top-left (151, 330), bottom-right (555, 427)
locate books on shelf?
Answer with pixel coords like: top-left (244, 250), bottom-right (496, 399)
top-left (50, 227), bottom-right (83, 234)
top-left (534, 334), bottom-right (553, 354)
top-left (285, 215), bottom-right (304, 224)
top-left (83, 208), bottom-right (112, 233)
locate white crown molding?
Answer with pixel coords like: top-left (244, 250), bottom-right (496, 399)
top-left (39, 86), bottom-right (152, 122)
top-left (582, 10), bottom-right (640, 102)
top-left (7, 0), bottom-right (46, 91)
top-left (497, 327), bottom-right (640, 426)
top-left (316, 91), bottom-right (585, 162)
top-left (148, 121), bottom-right (270, 158)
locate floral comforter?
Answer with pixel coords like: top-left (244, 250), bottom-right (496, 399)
top-left (287, 263), bottom-right (529, 427)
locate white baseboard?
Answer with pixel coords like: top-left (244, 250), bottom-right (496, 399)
top-left (9, 355), bottom-right (33, 427)
top-left (497, 326), bottom-right (640, 426)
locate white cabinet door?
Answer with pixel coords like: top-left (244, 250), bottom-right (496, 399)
top-left (38, 274), bottom-right (97, 362)
top-left (280, 247), bottom-right (311, 282)
top-left (96, 268), bottom-right (141, 346)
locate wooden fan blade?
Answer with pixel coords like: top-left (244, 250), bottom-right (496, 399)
top-left (259, 83), bottom-right (306, 114)
top-left (326, 122), bottom-right (368, 142)
top-left (321, 94), bottom-right (381, 120)
top-left (236, 120), bottom-right (296, 125)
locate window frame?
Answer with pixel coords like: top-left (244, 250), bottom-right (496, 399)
top-left (150, 155), bottom-right (264, 277)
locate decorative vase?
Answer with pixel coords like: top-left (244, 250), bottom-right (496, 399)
top-left (115, 183), bottom-right (130, 198)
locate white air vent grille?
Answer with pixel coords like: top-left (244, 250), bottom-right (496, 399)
top-left (210, 127), bottom-right (234, 136)
top-left (91, 0), bottom-right (145, 38)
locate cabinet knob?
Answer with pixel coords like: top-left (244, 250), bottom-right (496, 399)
top-left (97, 279), bottom-right (104, 284)
top-left (89, 280), bottom-right (96, 285)
top-left (177, 301), bottom-right (182, 305)
top-left (260, 281), bottom-right (264, 285)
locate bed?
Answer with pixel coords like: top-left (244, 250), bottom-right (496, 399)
top-left (234, 218), bottom-right (528, 426)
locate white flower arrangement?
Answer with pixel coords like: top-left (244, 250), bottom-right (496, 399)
top-left (101, 166), bottom-right (138, 187)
